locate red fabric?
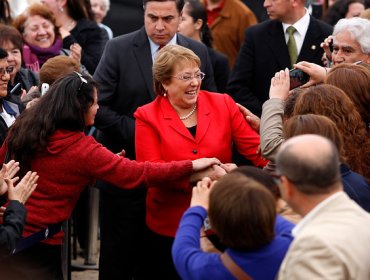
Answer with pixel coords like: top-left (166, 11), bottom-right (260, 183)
top-left (0, 130), bottom-right (192, 245)
top-left (205, 0), bottom-right (225, 26)
top-left (134, 91), bottom-right (268, 237)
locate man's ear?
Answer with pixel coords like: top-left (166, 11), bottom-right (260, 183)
top-left (281, 175), bottom-right (295, 199)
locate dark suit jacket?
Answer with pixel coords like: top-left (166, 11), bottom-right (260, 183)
top-left (93, 27), bottom-right (217, 160)
top-left (227, 17), bottom-right (333, 116)
top-left (207, 47), bottom-right (230, 93)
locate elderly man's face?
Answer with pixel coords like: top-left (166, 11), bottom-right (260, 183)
top-left (144, 1), bottom-right (181, 46)
top-left (332, 31), bottom-right (370, 65)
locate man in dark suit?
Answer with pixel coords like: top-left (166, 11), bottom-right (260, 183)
top-left (93, 0), bottom-right (216, 279)
top-left (227, 0), bottom-right (333, 116)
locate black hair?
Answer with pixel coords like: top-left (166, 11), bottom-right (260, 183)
top-left (143, 0), bottom-right (185, 14)
top-left (184, 0), bottom-right (213, 47)
top-left (7, 73), bottom-right (98, 172)
top-left (0, 47), bottom-right (7, 59)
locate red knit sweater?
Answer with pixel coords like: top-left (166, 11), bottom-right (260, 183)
top-left (0, 130), bottom-right (193, 245)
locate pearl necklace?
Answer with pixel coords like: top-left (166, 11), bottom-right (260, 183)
top-left (179, 104), bottom-right (197, 120)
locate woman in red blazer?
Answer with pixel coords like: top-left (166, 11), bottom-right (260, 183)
top-left (134, 45), bottom-right (268, 279)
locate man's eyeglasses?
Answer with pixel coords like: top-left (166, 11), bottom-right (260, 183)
top-left (0, 66), bottom-right (14, 76)
top-left (74, 71), bottom-right (87, 92)
top-left (172, 71), bottom-right (205, 82)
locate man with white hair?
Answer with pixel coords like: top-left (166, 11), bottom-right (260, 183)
top-left (276, 134), bottom-right (370, 279)
top-left (331, 17), bottom-right (370, 65)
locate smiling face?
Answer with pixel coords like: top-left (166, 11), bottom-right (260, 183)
top-left (164, 61), bottom-right (201, 111)
top-left (84, 87), bottom-right (99, 126)
top-left (332, 31), bottom-right (370, 65)
top-left (23, 15), bottom-right (56, 49)
top-left (1, 41), bottom-right (22, 81)
top-left (0, 58), bottom-right (10, 97)
top-left (144, 1), bottom-right (181, 46)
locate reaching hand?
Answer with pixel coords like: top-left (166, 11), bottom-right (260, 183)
top-left (190, 177), bottom-right (213, 210)
top-left (6, 171), bottom-right (39, 204)
top-left (220, 163), bottom-right (238, 173)
top-left (0, 161), bottom-right (20, 195)
top-left (294, 61), bottom-right (327, 88)
top-left (192, 158), bottom-right (221, 172)
top-left (237, 103), bottom-right (260, 132)
top-left (269, 69), bottom-right (290, 100)
top-left (320, 35), bottom-right (333, 64)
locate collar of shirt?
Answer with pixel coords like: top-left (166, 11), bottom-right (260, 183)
top-left (149, 34), bottom-right (178, 62)
top-left (282, 9), bottom-right (310, 55)
top-left (292, 191), bottom-right (343, 237)
top-left (204, 0), bottom-right (225, 26)
top-left (0, 104), bottom-right (16, 128)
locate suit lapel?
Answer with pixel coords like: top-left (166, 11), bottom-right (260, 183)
top-left (195, 94), bottom-right (211, 144)
top-left (298, 17), bottom-right (323, 63)
top-left (266, 21), bottom-right (291, 69)
top-left (133, 27), bottom-right (156, 100)
top-left (160, 94), bottom-right (211, 143)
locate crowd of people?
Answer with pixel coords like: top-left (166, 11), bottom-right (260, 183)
top-left (0, 0), bottom-right (369, 279)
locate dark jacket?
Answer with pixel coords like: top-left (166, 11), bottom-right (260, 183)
top-left (8, 67), bottom-right (39, 103)
top-left (208, 47), bottom-right (230, 93)
top-left (0, 200), bottom-right (26, 256)
top-left (0, 99), bottom-right (24, 146)
top-left (341, 164), bottom-right (370, 213)
top-left (63, 18), bottom-right (104, 74)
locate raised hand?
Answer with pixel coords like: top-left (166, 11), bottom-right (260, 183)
top-left (293, 61), bottom-right (328, 88)
top-left (190, 177), bottom-right (213, 210)
top-left (269, 69), bottom-right (290, 100)
top-left (6, 171), bottom-right (39, 204)
top-left (0, 161), bottom-right (20, 195)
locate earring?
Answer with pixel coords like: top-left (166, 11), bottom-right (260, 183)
top-left (163, 88), bottom-right (168, 97)
top-left (59, 6), bottom-right (64, 12)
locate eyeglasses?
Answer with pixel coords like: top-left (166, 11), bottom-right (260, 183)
top-left (0, 66), bottom-right (14, 76)
top-left (172, 71), bottom-right (205, 82)
top-left (74, 71), bottom-right (87, 92)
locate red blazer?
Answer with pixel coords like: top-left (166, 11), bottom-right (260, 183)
top-left (135, 91), bottom-right (267, 237)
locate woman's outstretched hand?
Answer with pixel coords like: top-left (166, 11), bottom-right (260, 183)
top-left (192, 158), bottom-right (221, 172)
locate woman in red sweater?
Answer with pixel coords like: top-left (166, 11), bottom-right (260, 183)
top-left (0, 72), bottom-right (219, 279)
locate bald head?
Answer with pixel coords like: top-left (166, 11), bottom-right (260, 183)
top-left (276, 135), bottom-right (341, 194)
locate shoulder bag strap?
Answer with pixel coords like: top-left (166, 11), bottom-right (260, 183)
top-left (220, 251), bottom-right (253, 280)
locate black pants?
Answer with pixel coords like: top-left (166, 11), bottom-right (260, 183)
top-left (140, 228), bottom-right (181, 280)
top-left (98, 187), bottom-right (147, 280)
top-left (0, 243), bottom-right (63, 280)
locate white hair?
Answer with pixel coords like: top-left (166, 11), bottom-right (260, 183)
top-left (333, 18), bottom-right (370, 54)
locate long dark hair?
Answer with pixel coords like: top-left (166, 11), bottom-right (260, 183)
top-left (184, 0), bottom-right (213, 48)
top-left (0, 0), bottom-right (11, 24)
top-left (67, 0), bottom-right (95, 21)
top-left (7, 73), bottom-right (97, 170)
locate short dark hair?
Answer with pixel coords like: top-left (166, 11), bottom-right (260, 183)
top-left (276, 136), bottom-right (341, 195)
top-left (231, 166), bottom-right (280, 200)
top-left (209, 172), bottom-right (276, 251)
top-left (143, 0), bottom-right (185, 14)
top-left (0, 48), bottom-right (8, 59)
top-left (0, 24), bottom-right (24, 52)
